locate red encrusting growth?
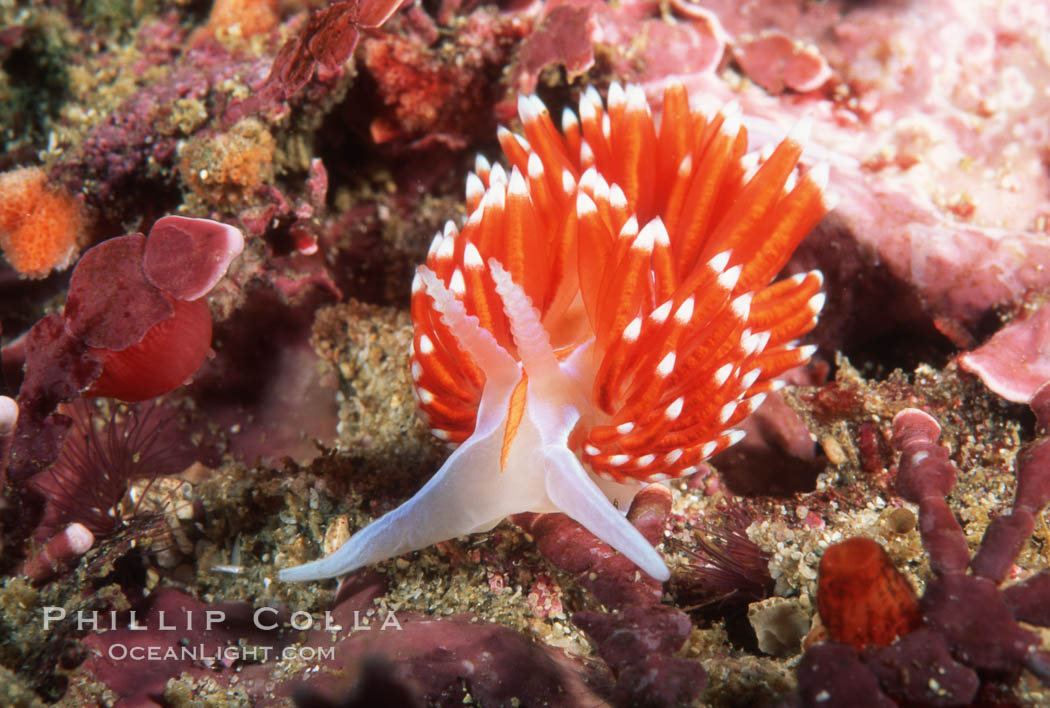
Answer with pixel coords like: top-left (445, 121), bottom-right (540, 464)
top-left (262, 0), bottom-right (405, 99)
top-left (410, 83), bottom-right (829, 482)
top-left (817, 537), bottom-right (921, 649)
top-left (84, 297), bottom-right (213, 401)
top-left (63, 216), bottom-right (243, 402)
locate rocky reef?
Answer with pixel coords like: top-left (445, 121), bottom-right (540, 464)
top-left (2, 0), bottom-right (1050, 706)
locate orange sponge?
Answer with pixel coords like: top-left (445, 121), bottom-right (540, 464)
top-left (818, 537), bottom-right (922, 649)
top-left (202, 0), bottom-right (280, 39)
top-left (0, 167), bottom-right (86, 278)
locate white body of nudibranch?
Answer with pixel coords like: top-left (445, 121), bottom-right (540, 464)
top-left (279, 260), bottom-right (669, 581)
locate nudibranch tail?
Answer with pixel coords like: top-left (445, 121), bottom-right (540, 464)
top-left (280, 82), bottom-right (829, 583)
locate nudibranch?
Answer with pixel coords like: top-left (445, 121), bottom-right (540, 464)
top-left (280, 82), bottom-right (829, 583)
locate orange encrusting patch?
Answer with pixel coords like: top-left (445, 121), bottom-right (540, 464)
top-left (817, 537), bottom-right (922, 649)
top-left (0, 167), bottom-right (86, 279)
top-left (410, 83), bottom-right (828, 480)
top-left (197, 0), bottom-right (280, 41)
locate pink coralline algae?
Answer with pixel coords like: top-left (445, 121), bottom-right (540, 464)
top-left (590, 0), bottom-right (1050, 352)
top-left (53, 18), bottom-right (218, 215)
top-left (358, 8), bottom-right (527, 150)
top-left (958, 302), bottom-right (1050, 403)
top-left (818, 2), bottom-right (1050, 334)
top-left (50, 6), bottom-right (377, 230)
top-left (512, 0), bottom-right (727, 94)
top-left (790, 401), bottom-right (1050, 707)
top-left (732, 31), bottom-right (831, 94)
top-left (514, 4), bottom-right (598, 94)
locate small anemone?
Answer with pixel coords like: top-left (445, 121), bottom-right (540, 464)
top-left (30, 399), bottom-right (185, 543)
top-left (669, 507), bottom-right (774, 648)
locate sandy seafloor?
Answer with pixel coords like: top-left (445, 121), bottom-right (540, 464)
top-left (2, 0), bottom-right (1050, 705)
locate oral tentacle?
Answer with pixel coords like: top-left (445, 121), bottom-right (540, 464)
top-left (278, 413), bottom-right (547, 582)
top-left (543, 444), bottom-right (670, 581)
